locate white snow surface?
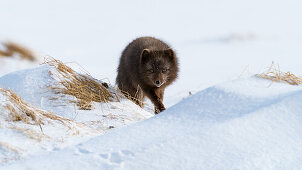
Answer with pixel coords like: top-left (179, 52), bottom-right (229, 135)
top-left (0, 65), bottom-right (152, 124)
top-left (3, 77), bottom-right (302, 169)
top-left (0, 87), bottom-right (96, 164)
top-left (0, 58), bottom-right (38, 77)
top-left (1, 0), bottom-right (302, 169)
top-left (0, 65), bottom-right (152, 166)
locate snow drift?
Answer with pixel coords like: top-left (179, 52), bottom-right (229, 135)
top-left (0, 87), bottom-right (96, 164)
top-left (0, 62), bottom-right (152, 165)
top-left (0, 61), bottom-right (152, 127)
top-left (3, 76), bottom-right (302, 169)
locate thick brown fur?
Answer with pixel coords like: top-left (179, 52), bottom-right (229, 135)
top-left (116, 37), bottom-right (179, 114)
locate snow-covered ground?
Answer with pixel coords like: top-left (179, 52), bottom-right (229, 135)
top-left (0, 65), bottom-right (152, 124)
top-left (1, 0), bottom-right (302, 169)
top-left (0, 86), bottom-right (96, 164)
top-left (0, 62), bottom-right (152, 165)
top-left (3, 76), bottom-right (302, 169)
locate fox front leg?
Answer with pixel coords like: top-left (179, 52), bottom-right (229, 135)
top-left (146, 89), bottom-right (165, 114)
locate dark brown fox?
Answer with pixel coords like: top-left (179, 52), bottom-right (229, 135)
top-left (116, 37), bottom-right (179, 114)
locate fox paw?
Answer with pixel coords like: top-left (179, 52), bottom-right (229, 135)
top-left (154, 106), bottom-right (166, 114)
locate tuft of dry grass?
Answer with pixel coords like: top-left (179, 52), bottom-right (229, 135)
top-left (44, 57), bottom-right (153, 111)
top-left (0, 42), bottom-right (36, 61)
top-left (0, 141), bottom-right (22, 163)
top-left (1, 88), bottom-right (42, 125)
top-left (44, 58), bottom-right (115, 110)
top-left (0, 88), bottom-right (75, 128)
top-left (256, 62), bottom-right (302, 85)
top-left (0, 142), bottom-right (22, 154)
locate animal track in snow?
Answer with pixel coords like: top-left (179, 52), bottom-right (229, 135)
top-left (109, 152), bottom-right (122, 163)
top-left (74, 147), bottom-right (92, 156)
top-left (121, 150), bottom-right (135, 157)
top-left (78, 148), bottom-right (91, 154)
top-left (98, 150), bottom-right (135, 164)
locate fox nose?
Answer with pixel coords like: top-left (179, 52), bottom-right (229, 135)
top-left (155, 80), bottom-right (160, 85)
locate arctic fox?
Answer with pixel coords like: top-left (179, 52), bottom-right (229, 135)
top-left (116, 37), bottom-right (179, 114)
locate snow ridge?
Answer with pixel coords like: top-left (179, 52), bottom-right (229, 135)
top-left (3, 77), bottom-right (302, 169)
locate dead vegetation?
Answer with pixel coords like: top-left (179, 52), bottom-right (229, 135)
top-left (0, 42), bottom-right (37, 61)
top-left (44, 58), bottom-right (124, 110)
top-left (0, 141), bottom-right (21, 163)
top-left (0, 142), bottom-right (22, 154)
top-left (256, 62), bottom-right (302, 85)
top-left (1, 88), bottom-right (42, 125)
top-left (0, 88), bottom-right (75, 129)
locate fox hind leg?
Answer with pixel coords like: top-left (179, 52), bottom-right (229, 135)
top-left (121, 85), bottom-right (144, 107)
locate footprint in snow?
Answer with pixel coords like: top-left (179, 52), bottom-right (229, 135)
top-left (109, 152), bottom-right (123, 164)
top-left (98, 150), bottom-right (135, 164)
top-left (74, 148), bottom-right (92, 155)
top-left (99, 153), bottom-right (109, 159)
top-left (121, 150), bottom-right (135, 157)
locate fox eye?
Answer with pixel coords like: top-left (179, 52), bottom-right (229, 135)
top-left (162, 68), bottom-right (168, 73)
top-left (147, 69), bottom-right (154, 73)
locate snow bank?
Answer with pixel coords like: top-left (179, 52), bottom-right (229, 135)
top-left (0, 58), bottom-right (38, 77)
top-left (0, 64), bottom-right (152, 129)
top-left (3, 77), bottom-right (302, 169)
top-left (0, 87), bottom-right (96, 164)
top-left (0, 63), bottom-right (152, 165)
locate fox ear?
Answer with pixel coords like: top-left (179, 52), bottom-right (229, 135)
top-left (165, 48), bottom-right (175, 61)
top-left (141, 49), bottom-right (150, 63)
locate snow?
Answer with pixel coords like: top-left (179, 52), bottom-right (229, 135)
top-left (0, 86), bottom-right (97, 164)
top-left (0, 64), bottom-right (152, 165)
top-left (0, 57), bottom-right (38, 77)
top-left (1, 0), bottom-right (302, 169)
top-left (0, 65), bottom-right (152, 123)
top-left (3, 77), bottom-right (302, 169)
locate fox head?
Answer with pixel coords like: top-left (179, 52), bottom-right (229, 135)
top-left (139, 48), bottom-right (177, 88)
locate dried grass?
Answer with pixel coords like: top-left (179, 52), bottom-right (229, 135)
top-left (44, 57), bottom-right (152, 111)
top-left (256, 62), bottom-right (302, 85)
top-left (0, 42), bottom-right (36, 61)
top-left (0, 142), bottom-right (22, 154)
top-left (44, 58), bottom-right (116, 110)
top-left (1, 88), bottom-right (42, 125)
top-left (0, 141), bottom-right (22, 163)
top-left (0, 88), bottom-right (75, 129)
top-left (119, 89), bottom-right (143, 106)
top-left (0, 87), bottom-right (94, 141)
top-left (8, 126), bottom-right (48, 142)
